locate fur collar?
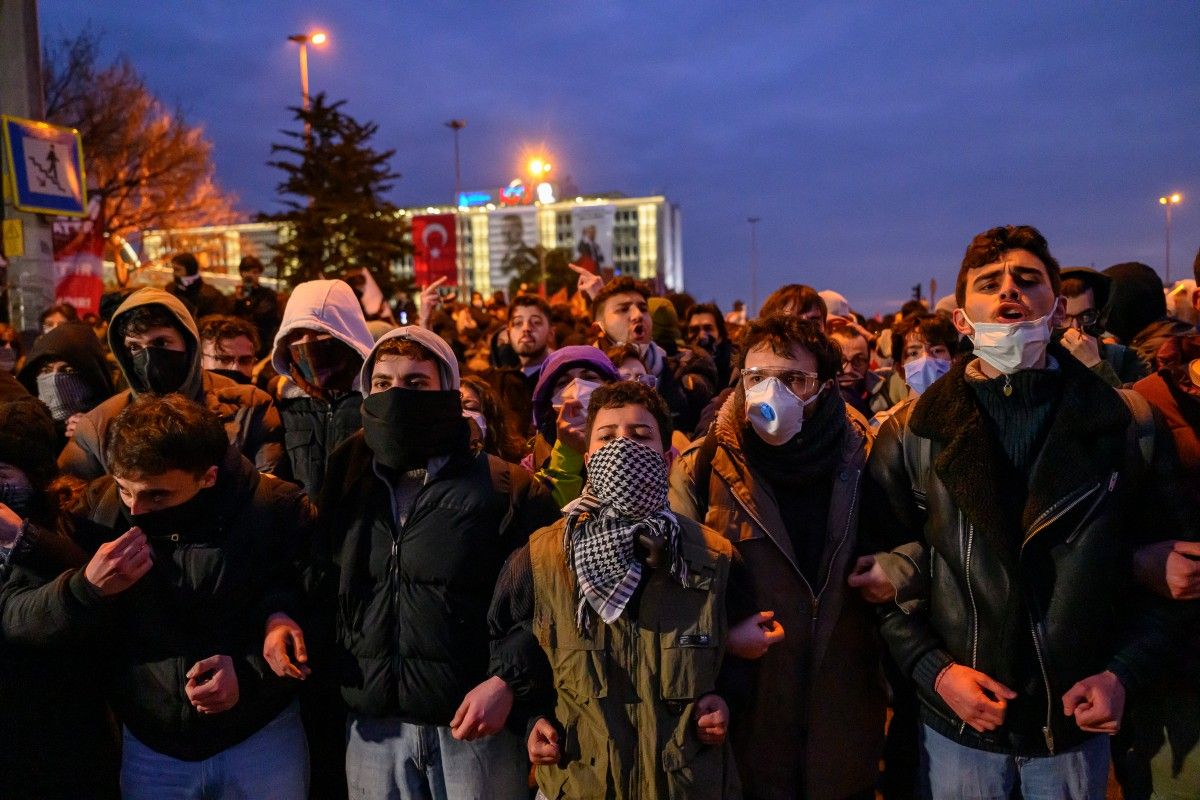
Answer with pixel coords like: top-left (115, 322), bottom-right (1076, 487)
top-left (908, 344), bottom-right (1130, 555)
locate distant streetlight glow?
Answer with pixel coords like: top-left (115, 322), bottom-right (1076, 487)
top-left (1158, 192), bottom-right (1183, 282)
top-left (528, 158), bottom-right (551, 178)
top-left (310, 31), bottom-right (327, 45)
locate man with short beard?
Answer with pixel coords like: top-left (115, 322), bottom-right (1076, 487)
top-left (508, 294), bottom-right (554, 378)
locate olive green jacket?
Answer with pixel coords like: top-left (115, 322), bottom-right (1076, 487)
top-left (529, 516), bottom-right (742, 800)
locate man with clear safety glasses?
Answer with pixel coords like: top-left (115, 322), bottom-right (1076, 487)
top-left (671, 313), bottom-right (886, 799)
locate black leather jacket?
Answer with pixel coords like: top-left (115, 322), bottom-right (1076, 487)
top-left (863, 347), bottom-right (1194, 756)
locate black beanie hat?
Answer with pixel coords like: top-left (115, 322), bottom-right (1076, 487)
top-left (0, 399), bottom-right (59, 490)
top-left (1100, 262), bottom-right (1165, 345)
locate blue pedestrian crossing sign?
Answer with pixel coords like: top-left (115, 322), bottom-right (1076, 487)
top-left (2, 115), bottom-right (88, 218)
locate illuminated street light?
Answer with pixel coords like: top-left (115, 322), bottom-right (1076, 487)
top-left (287, 31), bottom-right (329, 148)
top-left (528, 158), bottom-right (552, 178)
top-left (1158, 192), bottom-right (1183, 282)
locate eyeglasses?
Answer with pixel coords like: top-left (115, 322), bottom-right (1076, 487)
top-left (841, 354), bottom-right (869, 370)
top-left (741, 366), bottom-right (820, 398)
top-left (205, 352), bottom-right (257, 368)
top-left (1060, 309), bottom-right (1100, 330)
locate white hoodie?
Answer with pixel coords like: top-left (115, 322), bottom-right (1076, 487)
top-left (271, 280), bottom-right (376, 392)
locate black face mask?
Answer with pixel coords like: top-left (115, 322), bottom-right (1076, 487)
top-left (130, 346), bottom-right (191, 394)
top-left (361, 387), bottom-right (469, 471)
top-left (0, 481), bottom-right (37, 518)
top-left (121, 486), bottom-right (212, 541)
top-left (210, 367), bottom-right (252, 385)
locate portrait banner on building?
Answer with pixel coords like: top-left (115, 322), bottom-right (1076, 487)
top-left (412, 214), bottom-right (458, 286)
top-left (51, 198), bottom-right (104, 315)
top-left (570, 204), bottom-right (615, 275)
top-left (488, 207), bottom-right (538, 293)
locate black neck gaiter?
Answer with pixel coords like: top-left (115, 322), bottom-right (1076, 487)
top-left (361, 387), bottom-right (470, 471)
top-left (121, 486), bottom-right (214, 541)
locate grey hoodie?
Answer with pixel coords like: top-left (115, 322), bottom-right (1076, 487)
top-left (360, 325), bottom-right (461, 392)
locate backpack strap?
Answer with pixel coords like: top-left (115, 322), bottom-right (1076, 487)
top-left (1116, 388), bottom-right (1155, 466)
top-left (690, 424), bottom-right (720, 518)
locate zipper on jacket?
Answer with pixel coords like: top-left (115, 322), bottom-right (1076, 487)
top-left (1064, 472), bottom-right (1118, 545)
top-left (1029, 612), bottom-right (1055, 755)
top-left (960, 515), bottom-right (979, 738)
top-left (1023, 481), bottom-right (1101, 548)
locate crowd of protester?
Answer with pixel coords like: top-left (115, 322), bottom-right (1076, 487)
top-left (0, 228), bottom-right (1197, 800)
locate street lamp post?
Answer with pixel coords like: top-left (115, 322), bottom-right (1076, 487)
top-left (747, 217), bottom-right (761, 315)
top-left (528, 156), bottom-right (553, 296)
top-left (1158, 193), bottom-right (1182, 283)
top-left (287, 31), bottom-right (327, 149)
top-left (445, 120), bottom-right (467, 205)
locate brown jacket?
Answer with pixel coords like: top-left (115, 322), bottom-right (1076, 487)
top-left (57, 288), bottom-right (283, 480)
top-left (670, 392), bottom-right (886, 800)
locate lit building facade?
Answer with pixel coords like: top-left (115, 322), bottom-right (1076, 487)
top-left (141, 194), bottom-right (683, 297)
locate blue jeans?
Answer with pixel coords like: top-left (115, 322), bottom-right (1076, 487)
top-left (922, 724), bottom-right (1110, 800)
top-left (346, 715), bottom-right (528, 800)
top-left (121, 701), bottom-right (309, 800)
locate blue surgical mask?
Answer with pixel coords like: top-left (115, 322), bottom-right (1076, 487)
top-left (903, 355), bottom-right (951, 395)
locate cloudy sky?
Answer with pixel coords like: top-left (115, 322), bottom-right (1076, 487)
top-left (40, 1), bottom-right (1200, 314)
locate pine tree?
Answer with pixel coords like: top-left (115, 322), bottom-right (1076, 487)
top-left (267, 94), bottom-right (407, 288)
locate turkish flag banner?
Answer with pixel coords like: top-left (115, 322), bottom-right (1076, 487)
top-left (412, 214), bottom-right (458, 286)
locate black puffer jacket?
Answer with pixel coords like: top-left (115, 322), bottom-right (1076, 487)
top-left (864, 346), bottom-right (1196, 756)
top-left (312, 432), bottom-right (559, 723)
top-left (276, 389), bottom-right (362, 499)
top-left (1, 450), bottom-right (314, 761)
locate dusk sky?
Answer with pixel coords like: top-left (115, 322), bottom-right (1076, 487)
top-left (40, 2), bottom-right (1200, 315)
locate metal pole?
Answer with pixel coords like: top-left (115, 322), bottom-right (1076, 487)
top-left (1, 0), bottom-right (55, 334)
top-left (748, 217), bottom-right (761, 315)
top-left (1165, 203), bottom-right (1172, 285)
top-left (298, 42), bottom-right (311, 149)
top-left (452, 128), bottom-right (461, 203)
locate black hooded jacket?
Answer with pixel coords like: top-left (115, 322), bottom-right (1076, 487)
top-left (0, 450), bottom-right (314, 761)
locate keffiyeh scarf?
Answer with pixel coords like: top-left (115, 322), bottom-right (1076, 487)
top-left (562, 437), bottom-right (686, 635)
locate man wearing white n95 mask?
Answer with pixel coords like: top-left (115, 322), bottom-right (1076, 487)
top-left (671, 314), bottom-right (886, 799)
top-left (861, 225), bottom-right (1195, 799)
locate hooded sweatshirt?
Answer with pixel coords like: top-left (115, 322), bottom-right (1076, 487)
top-left (58, 288), bottom-right (283, 480)
top-left (18, 321), bottom-right (115, 401)
top-left (357, 326), bottom-right (464, 525)
top-left (19, 322), bottom-right (116, 442)
top-left (269, 280), bottom-right (376, 498)
top-left (530, 345), bottom-right (620, 444)
top-left (272, 279), bottom-right (376, 392)
top-left (359, 324), bottom-right (461, 392)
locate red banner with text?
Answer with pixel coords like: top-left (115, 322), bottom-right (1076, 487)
top-left (51, 199), bottom-right (105, 316)
top-left (412, 214), bottom-right (458, 286)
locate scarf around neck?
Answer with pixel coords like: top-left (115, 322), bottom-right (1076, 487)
top-left (562, 437), bottom-right (685, 635)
